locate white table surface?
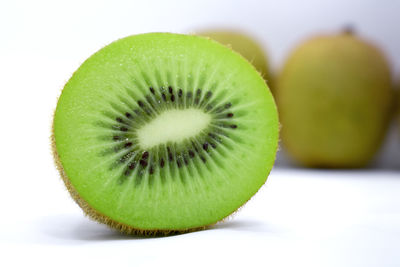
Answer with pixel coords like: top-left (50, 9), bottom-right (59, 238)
top-left (1, 168), bottom-right (399, 267)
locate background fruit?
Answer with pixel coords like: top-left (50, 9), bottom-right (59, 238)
top-left (398, 87), bottom-right (400, 142)
top-left (276, 32), bottom-right (393, 168)
top-left (198, 30), bottom-right (271, 85)
top-left (52, 33), bottom-right (279, 234)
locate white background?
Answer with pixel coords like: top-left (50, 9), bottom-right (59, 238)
top-left (0, 1), bottom-right (399, 266)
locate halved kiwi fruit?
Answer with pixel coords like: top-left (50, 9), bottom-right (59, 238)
top-left (52, 33), bottom-right (279, 235)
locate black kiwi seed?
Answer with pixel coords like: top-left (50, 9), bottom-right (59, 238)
top-left (167, 147), bottom-right (173, 161)
top-left (128, 162), bottom-right (136, 170)
top-left (124, 142), bottom-right (133, 148)
top-left (194, 89), bottom-right (201, 105)
top-left (227, 113), bottom-right (234, 118)
top-left (178, 89), bottom-right (183, 97)
top-left (137, 100), bottom-right (151, 115)
top-left (142, 151), bottom-right (149, 160)
top-left (149, 165), bottom-right (154, 174)
top-left (202, 142), bottom-right (209, 151)
top-left (168, 86), bottom-right (173, 94)
top-left (140, 159), bottom-right (148, 167)
top-left (188, 150), bottom-right (195, 158)
top-left (160, 158), bottom-right (165, 168)
top-left (149, 87), bottom-right (155, 95)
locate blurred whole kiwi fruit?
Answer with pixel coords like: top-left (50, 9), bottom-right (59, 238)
top-left (276, 31), bottom-right (393, 168)
top-left (398, 88), bottom-right (400, 138)
top-left (197, 30), bottom-right (271, 84)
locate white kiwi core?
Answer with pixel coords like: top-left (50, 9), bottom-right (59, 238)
top-left (137, 108), bottom-right (212, 149)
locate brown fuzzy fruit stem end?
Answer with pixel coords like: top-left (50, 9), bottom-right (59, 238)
top-left (342, 25), bottom-right (356, 35)
top-left (50, 124), bottom-right (208, 236)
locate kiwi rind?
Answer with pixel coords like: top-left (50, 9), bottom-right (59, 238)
top-left (52, 33), bottom-right (279, 235)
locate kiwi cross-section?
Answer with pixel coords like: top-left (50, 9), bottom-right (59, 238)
top-left (52, 33), bottom-right (279, 235)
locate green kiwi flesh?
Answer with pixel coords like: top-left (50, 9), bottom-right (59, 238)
top-left (52, 33), bottom-right (279, 235)
top-left (277, 33), bottom-right (393, 168)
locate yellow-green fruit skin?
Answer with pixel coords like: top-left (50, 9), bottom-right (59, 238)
top-left (198, 31), bottom-right (270, 82)
top-left (277, 34), bottom-right (393, 168)
top-left (398, 89), bottom-right (400, 139)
